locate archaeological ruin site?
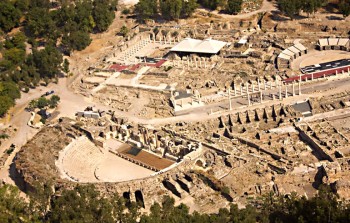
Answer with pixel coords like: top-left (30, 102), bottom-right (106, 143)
top-left (2, 0), bottom-right (350, 218)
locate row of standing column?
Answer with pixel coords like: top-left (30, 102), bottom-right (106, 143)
top-left (227, 80), bottom-right (303, 109)
top-left (172, 58), bottom-right (213, 69)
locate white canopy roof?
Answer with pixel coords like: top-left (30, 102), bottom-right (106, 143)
top-left (318, 39), bottom-right (328, 47)
top-left (278, 53), bottom-right (291, 60)
top-left (170, 38), bottom-right (227, 54)
top-left (328, 38), bottom-right (339, 46)
top-left (338, 38), bottom-right (349, 46)
top-left (294, 43), bottom-right (307, 51)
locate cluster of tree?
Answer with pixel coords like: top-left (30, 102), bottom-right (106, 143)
top-left (278, 0), bottom-right (350, 18)
top-left (1, 183), bottom-right (350, 223)
top-left (25, 0), bottom-right (117, 54)
top-left (0, 0), bottom-right (22, 32)
top-left (0, 81), bottom-right (20, 117)
top-left (0, 0), bottom-right (117, 117)
top-left (278, 0), bottom-right (326, 18)
top-left (339, 0), bottom-right (350, 17)
top-left (28, 95), bottom-right (60, 110)
top-left (135, 0), bottom-right (244, 20)
top-left (0, 31), bottom-right (63, 117)
top-left (198, 0), bottom-right (243, 14)
top-left (135, 0), bottom-right (198, 21)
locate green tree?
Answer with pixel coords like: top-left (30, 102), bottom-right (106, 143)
top-left (62, 58), bottom-right (69, 73)
top-left (226, 0), bottom-right (243, 14)
top-left (26, 7), bottom-right (57, 40)
top-left (62, 30), bottom-right (91, 53)
top-left (28, 99), bottom-right (38, 110)
top-left (93, 0), bottom-right (116, 32)
top-left (0, 1), bottom-right (21, 32)
top-left (119, 25), bottom-right (129, 37)
top-left (135, 0), bottom-right (158, 20)
top-left (75, 0), bottom-right (95, 32)
top-left (0, 81), bottom-right (20, 101)
top-left (37, 97), bottom-right (49, 109)
top-left (0, 184), bottom-right (36, 221)
top-left (0, 96), bottom-right (13, 117)
top-left (32, 44), bottom-right (63, 79)
top-left (50, 185), bottom-right (115, 223)
top-left (277, 0), bottom-right (303, 19)
top-left (339, 0), bottom-right (350, 17)
top-left (181, 0), bottom-right (198, 17)
top-left (4, 32), bottom-right (26, 51)
top-left (14, 0), bottom-right (30, 12)
top-left (198, 0), bottom-right (225, 10)
top-left (3, 47), bottom-right (26, 66)
top-left (49, 95), bottom-right (60, 108)
top-left (302, 0), bottom-right (326, 16)
top-left (160, 0), bottom-right (183, 20)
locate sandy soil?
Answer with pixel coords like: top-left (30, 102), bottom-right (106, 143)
top-left (95, 155), bottom-right (154, 182)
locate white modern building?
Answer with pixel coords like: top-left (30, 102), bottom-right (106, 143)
top-left (170, 38), bottom-right (228, 57)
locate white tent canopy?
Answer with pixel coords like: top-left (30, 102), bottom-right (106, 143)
top-left (170, 38), bottom-right (227, 54)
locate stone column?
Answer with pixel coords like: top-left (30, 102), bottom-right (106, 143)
top-left (228, 88), bottom-right (232, 111)
top-left (279, 84), bottom-right (282, 100)
top-left (258, 79), bottom-right (261, 91)
top-left (234, 84), bottom-right (237, 96)
top-left (252, 83), bottom-right (255, 93)
top-left (260, 91), bottom-right (263, 103)
top-left (299, 81), bottom-right (302, 95)
top-left (285, 86), bottom-right (288, 98)
top-left (247, 91), bottom-right (251, 106)
top-left (240, 83), bottom-right (243, 95)
top-left (292, 81), bottom-right (295, 96)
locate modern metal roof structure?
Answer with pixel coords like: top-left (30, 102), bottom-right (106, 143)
top-left (338, 38), bottom-right (350, 46)
top-left (294, 43), bottom-right (307, 51)
top-left (318, 39), bottom-right (329, 47)
top-left (277, 53), bottom-right (291, 60)
top-left (328, 38), bottom-right (339, 46)
top-left (170, 38), bottom-right (227, 54)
